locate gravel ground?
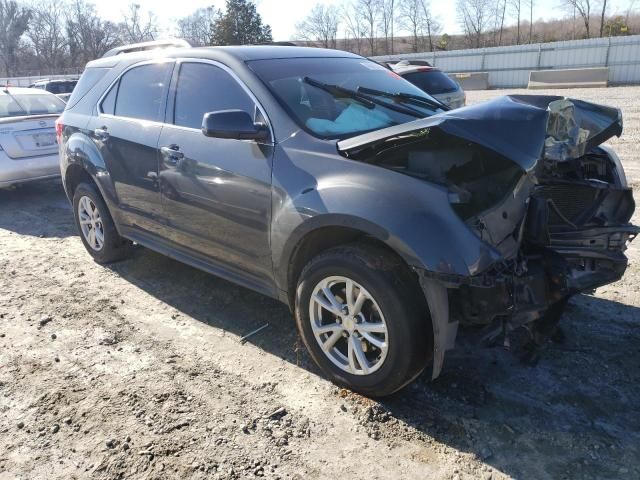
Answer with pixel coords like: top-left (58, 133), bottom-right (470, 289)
top-left (1, 86), bottom-right (639, 480)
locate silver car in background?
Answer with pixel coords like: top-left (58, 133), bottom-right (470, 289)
top-left (389, 61), bottom-right (466, 109)
top-left (0, 87), bottom-right (65, 187)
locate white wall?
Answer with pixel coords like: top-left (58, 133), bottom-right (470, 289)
top-left (372, 35), bottom-right (640, 88)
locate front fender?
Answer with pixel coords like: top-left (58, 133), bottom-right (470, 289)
top-left (270, 140), bottom-right (502, 293)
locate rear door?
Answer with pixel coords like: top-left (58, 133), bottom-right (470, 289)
top-left (87, 60), bottom-right (174, 235)
top-left (157, 60), bottom-right (275, 289)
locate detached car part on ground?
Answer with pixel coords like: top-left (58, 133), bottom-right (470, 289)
top-left (58, 47), bottom-right (637, 397)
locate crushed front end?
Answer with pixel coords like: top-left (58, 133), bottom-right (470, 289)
top-left (339, 95), bottom-right (638, 378)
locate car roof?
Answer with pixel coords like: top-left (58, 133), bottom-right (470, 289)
top-left (86, 45), bottom-right (362, 68)
top-left (0, 87), bottom-right (58, 95)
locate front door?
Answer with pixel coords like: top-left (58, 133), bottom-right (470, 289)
top-left (87, 60), bottom-right (174, 235)
top-left (158, 61), bottom-right (274, 290)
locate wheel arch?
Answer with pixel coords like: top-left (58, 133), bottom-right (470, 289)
top-left (281, 215), bottom-right (427, 311)
top-left (62, 132), bottom-right (118, 207)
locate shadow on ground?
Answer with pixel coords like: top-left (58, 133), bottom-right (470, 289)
top-left (0, 180), bottom-right (75, 238)
top-left (109, 245), bottom-right (640, 479)
top-left (3, 180), bottom-right (639, 479)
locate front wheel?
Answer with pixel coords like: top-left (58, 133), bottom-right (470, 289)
top-left (295, 244), bottom-right (431, 397)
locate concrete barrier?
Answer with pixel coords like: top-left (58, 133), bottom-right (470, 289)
top-left (528, 67), bottom-right (609, 89)
top-left (448, 72), bottom-right (489, 90)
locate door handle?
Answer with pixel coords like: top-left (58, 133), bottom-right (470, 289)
top-left (94, 126), bottom-right (109, 140)
top-left (160, 145), bottom-right (184, 166)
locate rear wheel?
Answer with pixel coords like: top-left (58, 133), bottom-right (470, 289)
top-left (72, 182), bottom-right (132, 264)
top-left (295, 244), bottom-right (431, 397)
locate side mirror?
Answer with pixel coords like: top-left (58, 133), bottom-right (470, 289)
top-left (201, 110), bottom-right (269, 141)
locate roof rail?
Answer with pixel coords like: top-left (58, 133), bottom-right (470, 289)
top-left (102, 39), bottom-right (191, 58)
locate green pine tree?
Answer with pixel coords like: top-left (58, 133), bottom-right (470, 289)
top-left (210, 0), bottom-right (272, 46)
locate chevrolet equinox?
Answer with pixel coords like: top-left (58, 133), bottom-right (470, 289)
top-left (58, 45), bottom-right (638, 396)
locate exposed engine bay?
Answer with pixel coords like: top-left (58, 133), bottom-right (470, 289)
top-left (338, 95), bottom-right (639, 378)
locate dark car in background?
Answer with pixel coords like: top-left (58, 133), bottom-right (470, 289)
top-left (57, 45), bottom-right (637, 396)
top-left (30, 78), bottom-right (78, 102)
top-left (387, 61), bottom-right (466, 109)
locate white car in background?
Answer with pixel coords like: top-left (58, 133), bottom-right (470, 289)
top-left (0, 87), bottom-right (65, 187)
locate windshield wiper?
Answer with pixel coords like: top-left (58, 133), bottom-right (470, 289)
top-left (303, 77), bottom-right (424, 118)
top-left (357, 86), bottom-right (450, 111)
top-left (303, 77), bottom-right (375, 109)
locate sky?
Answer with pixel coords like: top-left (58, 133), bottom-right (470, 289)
top-left (95, 0), bottom-right (637, 42)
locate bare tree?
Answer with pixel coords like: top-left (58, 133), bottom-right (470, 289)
top-left (295, 3), bottom-right (340, 48)
top-left (66, 0), bottom-right (120, 66)
top-left (379, 0), bottom-right (395, 54)
top-left (564, 0), bottom-right (592, 37)
top-left (509, 0), bottom-right (522, 43)
top-left (399, 0), bottom-right (423, 52)
top-left (599, 0), bottom-right (607, 37)
top-left (457, 0), bottom-right (494, 47)
top-left (177, 7), bottom-right (218, 46)
top-left (420, 0), bottom-right (440, 51)
top-left (397, 0), bottom-right (439, 52)
top-left (0, 0), bottom-right (31, 76)
top-left (342, 2), bottom-right (366, 54)
top-left (356, 0), bottom-right (382, 55)
top-left (495, 0), bottom-right (508, 45)
top-left (120, 3), bottom-right (158, 43)
top-left (26, 0), bottom-right (67, 72)
top-left (527, 0), bottom-right (534, 42)
top-left (626, 0), bottom-right (638, 25)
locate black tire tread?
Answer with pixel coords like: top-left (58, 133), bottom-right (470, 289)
top-left (295, 241), bottom-right (431, 397)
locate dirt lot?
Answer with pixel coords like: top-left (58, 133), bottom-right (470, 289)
top-left (1, 86), bottom-right (639, 480)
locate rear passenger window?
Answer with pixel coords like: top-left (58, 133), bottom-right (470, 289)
top-left (66, 67), bottom-right (109, 109)
top-left (173, 62), bottom-right (255, 129)
top-left (114, 62), bottom-right (173, 122)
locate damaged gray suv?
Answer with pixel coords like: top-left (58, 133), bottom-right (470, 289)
top-left (58, 45), bottom-right (638, 396)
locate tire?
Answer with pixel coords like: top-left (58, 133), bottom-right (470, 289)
top-left (72, 182), bottom-right (132, 264)
top-left (295, 243), bottom-right (431, 397)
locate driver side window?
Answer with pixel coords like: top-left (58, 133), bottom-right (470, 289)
top-left (173, 62), bottom-right (256, 130)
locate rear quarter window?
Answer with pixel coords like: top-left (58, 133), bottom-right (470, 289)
top-left (66, 68), bottom-right (110, 109)
top-left (403, 71), bottom-right (460, 95)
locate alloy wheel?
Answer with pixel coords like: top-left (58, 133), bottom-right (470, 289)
top-left (309, 275), bottom-right (389, 375)
top-left (78, 195), bottom-right (104, 251)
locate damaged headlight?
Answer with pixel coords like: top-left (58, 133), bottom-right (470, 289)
top-left (405, 147), bottom-right (524, 220)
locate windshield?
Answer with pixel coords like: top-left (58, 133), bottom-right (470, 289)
top-left (248, 57), bottom-right (444, 139)
top-left (0, 93), bottom-right (66, 118)
top-left (402, 70), bottom-right (460, 95)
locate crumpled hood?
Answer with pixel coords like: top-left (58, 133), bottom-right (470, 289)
top-left (337, 95), bottom-right (623, 171)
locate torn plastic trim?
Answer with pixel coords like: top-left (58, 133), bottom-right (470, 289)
top-left (418, 275), bottom-right (458, 380)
